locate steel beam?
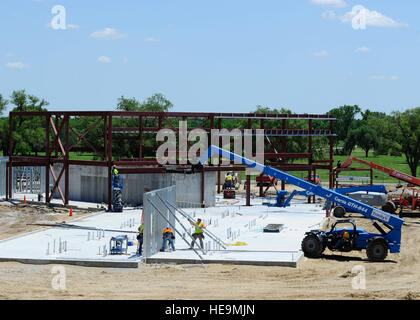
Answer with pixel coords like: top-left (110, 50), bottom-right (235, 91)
top-left (8, 110), bottom-right (335, 205)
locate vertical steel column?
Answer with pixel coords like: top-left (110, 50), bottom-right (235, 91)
top-left (64, 115), bottom-right (70, 205)
top-left (104, 115), bottom-right (107, 163)
top-left (157, 115), bottom-right (162, 151)
top-left (210, 115), bottom-right (214, 165)
top-left (247, 118), bottom-right (252, 206)
top-left (246, 174), bottom-right (251, 206)
top-left (334, 169), bottom-right (338, 188)
top-left (217, 118), bottom-right (222, 194)
top-left (260, 119), bottom-right (265, 197)
top-left (8, 115), bottom-right (13, 199)
top-left (329, 119), bottom-right (334, 189)
top-left (139, 116), bottom-right (143, 160)
top-left (308, 119), bottom-right (313, 203)
top-left (201, 166), bottom-right (205, 208)
top-left (45, 114), bottom-right (50, 203)
top-left (54, 117), bottom-right (59, 157)
top-left (107, 114), bottom-right (113, 211)
top-left (5, 162), bottom-right (9, 200)
top-left (281, 119), bottom-right (287, 191)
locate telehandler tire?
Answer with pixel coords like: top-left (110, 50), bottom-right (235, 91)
top-left (333, 206), bottom-right (346, 218)
top-left (301, 234), bottom-right (323, 258)
top-left (381, 201), bottom-right (396, 215)
top-left (366, 238), bottom-right (388, 262)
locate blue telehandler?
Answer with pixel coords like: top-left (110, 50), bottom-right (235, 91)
top-left (200, 145), bottom-right (404, 262)
top-left (265, 185), bottom-right (387, 209)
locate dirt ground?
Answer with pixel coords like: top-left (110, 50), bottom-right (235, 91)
top-left (0, 199), bottom-right (420, 300)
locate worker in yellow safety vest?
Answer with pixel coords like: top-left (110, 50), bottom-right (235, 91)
top-left (225, 174), bottom-right (233, 189)
top-left (137, 223), bottom-right (144, 255)
top-left (190, 218), bottom-right (206, 249)
top-left (160, 227), bottom-right (175, 252)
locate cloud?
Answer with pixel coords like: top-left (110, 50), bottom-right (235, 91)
top-left (311, 0), bottom-right (347, 8)
top-left (371, 75), bottom-right (399, 80)
top-left (5, 62), bottom-right (27, 69)
top-left (144, 37), bottom-right (160, 42)
top-left (97, 56), bottom-right (112, 63)
top-left (90, 28), bottom-right (127, 40)
top-left (312, 50), bottom-right (329, 57)
top-left (327, 5), bottom-right (408, 29)
top-left (355, 46), bottom-right (371, 53)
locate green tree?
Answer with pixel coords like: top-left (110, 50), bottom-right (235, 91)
top-left (139, 93), bottom-right (173, 112)
top-left (361, 110), bottom-right (399, 156)
top-left (355, 125), bottom-right (379, 157)
top-left (392, 107), bottom-right (420, 177)
top-left (0, 94), bottom-right (8, 115)
top-left (327, 105), bottom-right (361, 154)
top-left (0, 118), bottom-right (8, 155)
top-left (10, 89), bottom-right (49, 111)
top-left (116, 96), bottom-right (140, 111)
top-left (113, 93), bottom-right (174, 159)
top-left (0, 94), bottom-right (9, 155)
top-left (9, 90), bottom-right (49, 156)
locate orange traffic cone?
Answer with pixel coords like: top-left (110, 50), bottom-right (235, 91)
top-left (69, 207), bottom-right (73, 217)
top-left (23, 195), bottom-right (26, 204)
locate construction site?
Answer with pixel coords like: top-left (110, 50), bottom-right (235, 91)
top-left (1, 111), bottom-right (420, 300)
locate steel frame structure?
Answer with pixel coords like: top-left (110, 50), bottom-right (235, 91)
top-left (6, 111), bottom-right (335, 209)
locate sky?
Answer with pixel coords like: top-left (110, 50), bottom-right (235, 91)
top-left (1, 0), bottom-right (419, 114)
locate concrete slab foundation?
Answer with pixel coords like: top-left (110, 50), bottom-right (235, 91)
top-left (0, 209), bottom-right (142, 268)
top-left (0, 193), bottom-right (326, 269)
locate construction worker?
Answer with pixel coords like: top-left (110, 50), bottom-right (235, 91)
top-left (337, 160), bottom-right (342, 169)
top-left (190, 218), bottom-right (206, 249)
top-left (112, 165), bottom-right (118, 175)
top-left (343, 229), bottom-right (350, 242)
top-left (137, 223), bottom-right (144, 255)
top-left (225, 173), bottom-right (233, 189)
top-left (160, 226), bottom-right (175, 252)
top-left (336, 228), bottom-right (351, 249)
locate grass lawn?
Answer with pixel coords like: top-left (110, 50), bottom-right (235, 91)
top-left (291, 148), bottom-right (418, 185)
top-left (240, 148), bottom-right (419, 185)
